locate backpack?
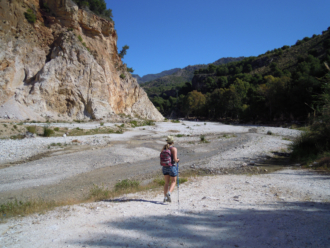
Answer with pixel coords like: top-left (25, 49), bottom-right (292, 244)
top-left (160, 148), bottom-right (173, 167)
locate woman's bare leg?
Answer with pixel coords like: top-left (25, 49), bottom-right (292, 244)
top-left (168, 176), bottom-right (177, 193)
top-left (164, 175), bottom-right (170, 196)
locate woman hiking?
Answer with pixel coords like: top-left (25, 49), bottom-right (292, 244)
top-left (161, 136), bottom-right (180, 203)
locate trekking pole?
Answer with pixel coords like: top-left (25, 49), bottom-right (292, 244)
top-left (177, 162), bottom-right (180, 210)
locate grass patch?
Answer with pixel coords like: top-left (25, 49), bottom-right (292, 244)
top-left (0, 199), bottom-right (60, 220)
top-left (50, 143), bottom-right (62, 147)
top-left (115, 179), bottom-right (140, 191)
top-left (54, 127), bottom-right (60, 131)
top-left (10, 134), bottom-right (25, 140)
top-left (175, 134), bottom-right (185, 137)
top-left (69, 127), bottom-right (121, 136)
top-left (1, 174), bottom-right (191, 220)
top-left (100, 122), bottom-right (104, 126)
top-left (26, 125), bottom-right (37, 133)
top-left (89, 184), bottom-right (111, 200)
top-left (129, 120), bottom-right (154, 128)
top-left (153, 177), bottom-right (187, 186)
top-left (171, 119), bottom-right (180, 123)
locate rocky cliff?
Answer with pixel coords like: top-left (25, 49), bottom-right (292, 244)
top-left (0, 0), bottom-right (164, 121)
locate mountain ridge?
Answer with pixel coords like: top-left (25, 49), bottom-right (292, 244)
top-left (140, 57), bottom-right (245, 91)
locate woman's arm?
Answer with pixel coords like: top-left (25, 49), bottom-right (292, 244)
top-left (171, 147), bottom-right (180, 163)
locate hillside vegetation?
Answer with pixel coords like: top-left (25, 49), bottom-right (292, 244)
top-left (147, 28), bottom-right (330, 125)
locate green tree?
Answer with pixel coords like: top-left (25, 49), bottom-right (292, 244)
top-left (183, 91), bottom-right (206, 117)
top-left (119, 45), bottom-right (129, 58)
top-left (217, 76), bottom-right (228, 88)
top-left (208, 64), bottom-right (216, 73)
top-left (259, 75), bottom-right (290, 120)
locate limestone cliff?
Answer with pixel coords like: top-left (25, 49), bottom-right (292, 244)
top-left (0, 0), bottom-right (164, 121)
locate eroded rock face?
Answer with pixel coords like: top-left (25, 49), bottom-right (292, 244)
top-left (0, 0), bottom-right (163, 121)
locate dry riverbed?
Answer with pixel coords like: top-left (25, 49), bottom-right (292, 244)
top-left (1, 120), bottom-right (329, 247)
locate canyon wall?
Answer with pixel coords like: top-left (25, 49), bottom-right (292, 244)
top-left (0, 0), bottom-right (164, 121)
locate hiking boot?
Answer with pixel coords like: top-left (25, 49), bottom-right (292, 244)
top-left (166, 192), bottom-right (171, 202)
top-left (163, 197), bottom-right (167, 203)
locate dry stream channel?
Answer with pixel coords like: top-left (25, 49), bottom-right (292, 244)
top-left (0, 121), bottom-right (301, 205)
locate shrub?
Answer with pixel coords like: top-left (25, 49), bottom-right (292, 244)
top-left (267, 131), bottom-right (273, 135)
top-left (54, 127), bottom-right (60, 131)
top-left (43, 127), bottom-right (54, 137)
top-left (120, 74), bottom-right (126, 79)
top-left (78, 35), bottom-right (83, 42)
top-left (41, 2), bottom-right (50, 12)
top-left (13, 125), bottom-right (17, 129)
top-left (143, 120), bottom-right (155, 126)
top-left (175, 134), bottom-right (184, 137)
top-left (100, 122), bottom-right (104, 126)
top-left (130, 120), bottom-right (138, 127)
top-left (26, 126), bottom-right (37, 134)
top-left (127, 67), bottom-right (134, 73)
top-left (24, 9), bottom-right (36, 24)
top-left (290, 129), bottom-right (330, 161)
top-left (200, 135), bottom-right (205, 142)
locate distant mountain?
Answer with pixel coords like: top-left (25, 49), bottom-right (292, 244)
top-left (132, 68), bottom-right (181, 84)
top-left (140, 57), bottom-right (245, 89)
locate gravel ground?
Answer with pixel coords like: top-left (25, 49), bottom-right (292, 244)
top-left (2, 121), bottom-right (325, 247)
top-left (0, 121), bottom-right (301, 203)
top-left (0, 121), bottom-right (301, 164)
top-left (1, 169), bottom-right (329, 248)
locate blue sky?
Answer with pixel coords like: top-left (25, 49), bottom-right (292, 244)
top-left (106, 0), bottom-right (330, 77)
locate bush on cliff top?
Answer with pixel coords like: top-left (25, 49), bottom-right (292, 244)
top-left (73, 0), bottom-right (113, 20)
top-left (24, 9), bottom-right (36, 24)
